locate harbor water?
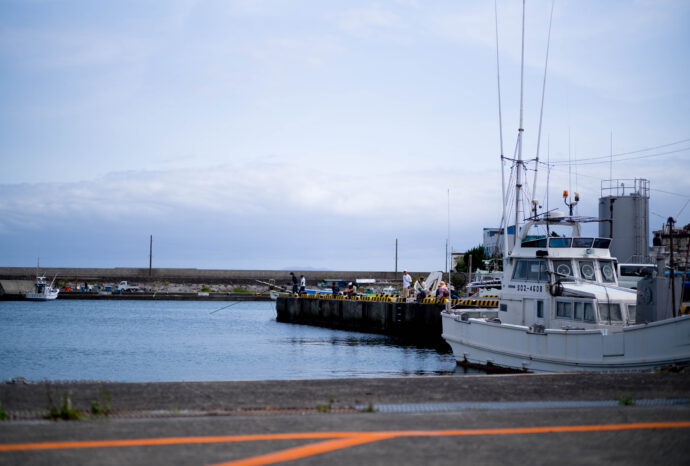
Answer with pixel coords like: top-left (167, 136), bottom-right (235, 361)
top-left (0, 300), bottom-right (467, 382)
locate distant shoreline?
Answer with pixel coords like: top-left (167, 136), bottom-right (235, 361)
top-left (0, 267), bottom-right (423, 299)
top-left (0, 291), bottom-right (273, 301)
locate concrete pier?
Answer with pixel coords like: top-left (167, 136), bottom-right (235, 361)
top-left (277, 297), bottom-right (448, 343)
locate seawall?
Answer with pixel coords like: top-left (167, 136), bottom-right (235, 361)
top-left (0, 267), bottom-right (415, 286)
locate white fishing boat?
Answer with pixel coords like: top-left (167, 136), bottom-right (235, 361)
top-left (26, 274), bottom-right (59, 301)
top-left (440, 2), bottom-right (690, 372)
top-left (442, 213), bottom-right (690, 372)
top-left (466, 270), bottom-right (502, 295)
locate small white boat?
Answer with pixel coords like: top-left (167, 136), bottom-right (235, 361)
top-left (466, 270), bottom-right (502, 295)
top-left (26, 274), bottom-right (59, 301)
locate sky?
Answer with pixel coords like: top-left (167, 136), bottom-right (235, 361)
top-left (1, 0), bottom-right (689, 272)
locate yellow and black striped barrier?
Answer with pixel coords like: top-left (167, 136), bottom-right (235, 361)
top-left (292, 293), bottom-right (498, 308)
top-left (452, 298), bottom-right (499, 308)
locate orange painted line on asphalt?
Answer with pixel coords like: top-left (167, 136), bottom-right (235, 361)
top-left (210, 433), bottom-right (398, 466)
top-left (0, 432), bottom-right (354, 452)
top-left (1, 421), bottom-right (689, 455)
top-left (207, 422), bottom-right (690, 466)
top-left (373, 421), bottom-right (690, 437)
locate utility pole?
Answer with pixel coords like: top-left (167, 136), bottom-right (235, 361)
top-left (149, 235), bottom-right (153, 277)
top-left (395, 238), bottom-right (398, 274)
top-left (668, 218), bottom-right (676, 318)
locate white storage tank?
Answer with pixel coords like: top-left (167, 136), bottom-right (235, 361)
top-left (598, 179), bottom-right (650, 263)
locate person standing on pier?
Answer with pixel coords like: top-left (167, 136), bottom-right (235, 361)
top-left (299, 275), bottom-right (306, 295)
top-left (402, 270), bottom-right (412, 299)
top-left (415, 277), bottom-right (427, 302)
top-left (290, 272), bottom-right (298, 294)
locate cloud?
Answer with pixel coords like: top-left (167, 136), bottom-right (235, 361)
top-left (337, 5), bottom-right (408, 42)
top-left (426, 0), bottom-right (690, 100)
top-left (0, 161), bottom-right (502, 228)
top-left (0, 26), bottom-right (155, 71)
top-left (0, 162), bottom-right (505, 269)
top-left (2, 154), bottom-right (688, 269)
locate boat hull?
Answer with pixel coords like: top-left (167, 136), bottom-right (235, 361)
top-left (441, 312), bottom-right (690, 372)
top-left (25, 291), bottom-right (59, 301)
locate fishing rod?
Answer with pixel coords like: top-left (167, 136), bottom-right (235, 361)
top-left (209, 301), bottom-right (242, 315)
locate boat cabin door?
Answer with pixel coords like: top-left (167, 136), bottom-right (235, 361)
top-left (523, 299), bottom-right (545, 326)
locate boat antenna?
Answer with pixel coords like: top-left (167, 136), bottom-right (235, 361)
top-left (447, 188), bottom-right (451, 313)
top-left (515, 0), bottom-right (526, 247)
top-left (568, 127), bottom-right (572, 208)
top-left (494, 0), bottom-right (509, 261)
top-left (446, 187), bottom-right (450, 276)
top-left (531, 0), bottom-right (554, 215)
top-left (575, 137), bottom-right (579, 216)
top-left (609, 130), bottom-right (613, 180)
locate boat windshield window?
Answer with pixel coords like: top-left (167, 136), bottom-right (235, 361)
top-left (599, 303), bottom-right (623, 323)
top-left (572, 238), bottom-right (594, 248)
top-left (574, 302), bottom-right (584, 320)
top-left (556, 299), bottom-right (596, 322)
top-left (599, 261), bottom-right (616, 283)
top-left (549, 237), bottom-right (572, 248)
top-left (578, 260), bottom-right (596, 281)
top-left (556, 301), bottom-right (572, 319)
top-left (620, 265), bottom-right (655, 277)
top-left (552, 260), bottom-right (575, 281)
top-left (593, 238), bottom-right (612, 249)
top-left (628, 305), bottom-right (638, 323)
top-left (512, 259), bottom-right (548, 282)
top-left (521, 238), bottom-right (547, 248)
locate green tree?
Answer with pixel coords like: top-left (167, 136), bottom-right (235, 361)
top-left (456, 245), bottom-right (488, 273)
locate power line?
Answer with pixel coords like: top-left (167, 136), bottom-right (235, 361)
top-left (547, 167), bottom-right (690, 197)
top-left (651, 188), bottom-right (690, 198)
top-left (548, 137), bottom-right (690, 164)
top-left (549, 146), bottom-right (690, 166)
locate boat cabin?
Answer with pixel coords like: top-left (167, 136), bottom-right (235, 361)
top-left (499, 218), bottom-right (637, 329)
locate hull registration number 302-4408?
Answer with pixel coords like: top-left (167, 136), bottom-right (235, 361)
top-left (516, 284), bottom-right (544, 293)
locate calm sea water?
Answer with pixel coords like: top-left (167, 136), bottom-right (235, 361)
top-left (0, 300), bottom-right (467, 382)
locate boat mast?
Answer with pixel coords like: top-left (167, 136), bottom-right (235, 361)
top-left (515, 0), bottom-right (526, 248)
top-left (494, 0), bottom-right (509, 260)
top-left (532, 0), bottom-right (555, 217)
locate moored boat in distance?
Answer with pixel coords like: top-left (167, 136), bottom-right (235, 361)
top-left (466, 270), bottom-right (502, 296)
top-left (26, 274), bottom-right (59, 301)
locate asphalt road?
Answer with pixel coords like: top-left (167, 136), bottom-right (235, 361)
top-left (1, 372), bottom-right (689, 465)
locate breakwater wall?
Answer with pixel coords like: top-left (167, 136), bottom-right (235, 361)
top-left (276, 296), bottom-right (447, 344)
top-left (0, 267), bottom-right (418, 286)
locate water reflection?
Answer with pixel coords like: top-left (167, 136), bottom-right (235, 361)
top-left (281, 335), bottom-right (451, 352)
top-left (1, 300), bottom-right (478, 382)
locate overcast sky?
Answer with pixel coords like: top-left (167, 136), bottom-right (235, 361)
top-left (1, 0), bottom-right (689, 271)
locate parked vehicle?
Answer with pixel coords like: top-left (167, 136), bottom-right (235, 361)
top-left (117, 281), bottom-right (139, 292)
